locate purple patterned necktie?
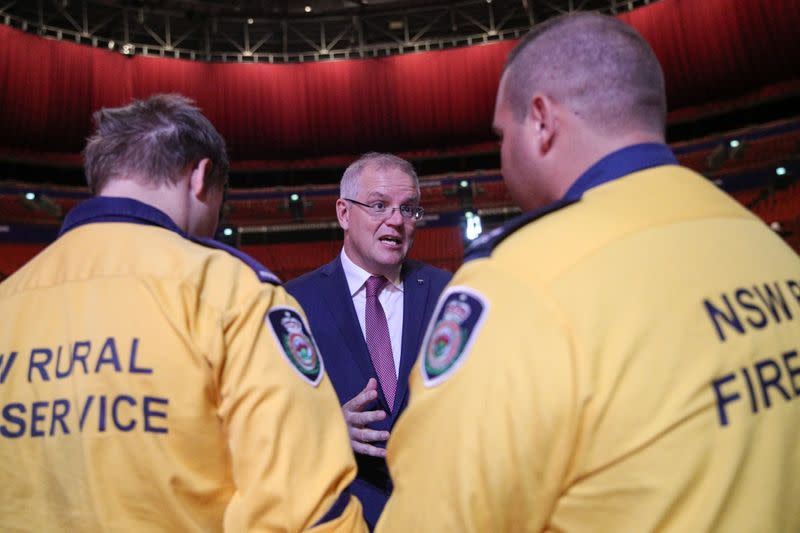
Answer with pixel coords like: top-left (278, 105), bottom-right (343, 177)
top-left (365, 275), bottom-right (397, 410)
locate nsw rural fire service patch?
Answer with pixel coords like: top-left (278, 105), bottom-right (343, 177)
top-left (267, 307), bottom-right (324, 386)
top-left (421, 287), bottom-right (488, 387)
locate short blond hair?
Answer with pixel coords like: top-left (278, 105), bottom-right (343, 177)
top-left (84, 94), bottom-right (229, 194)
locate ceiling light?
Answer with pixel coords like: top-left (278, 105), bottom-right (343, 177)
top-left (304, 5), bottom-right (312, 13)
top-left (247, 18), bottom-right (254, 25)
top-left (776, 167), bottom-right (787, 176)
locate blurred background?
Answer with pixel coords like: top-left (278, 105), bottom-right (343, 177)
top-left (1, 0), bottom-right (798, 281)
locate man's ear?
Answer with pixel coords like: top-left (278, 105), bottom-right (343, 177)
top-left (335, 198), bottom-right (350, 231)
top-left (529, 94), bottom-right (558, 154)
top-left (189, 158), bottom-right (213, 200)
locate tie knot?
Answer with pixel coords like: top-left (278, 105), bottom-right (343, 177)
top-left (366, 275), bottom-right (388, 297)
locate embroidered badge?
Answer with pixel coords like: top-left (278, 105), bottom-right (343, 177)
top-left (421, 287), bottom-right (488, 387)
top-left (267, 307), bottom-right (324, 386)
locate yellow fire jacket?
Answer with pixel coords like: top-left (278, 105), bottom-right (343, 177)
top-left (0, 197), bottom-right (366, 533)
top-left (378, 144), bottom-right (800, 532)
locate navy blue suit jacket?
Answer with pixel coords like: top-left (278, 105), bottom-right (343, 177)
top-left (285, 256), bottom-right (451, 529)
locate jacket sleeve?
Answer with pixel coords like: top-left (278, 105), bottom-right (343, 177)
top-left (376, 260), bottom-right (579, 532)
top-left (217, 282), bottom-right (367, 532)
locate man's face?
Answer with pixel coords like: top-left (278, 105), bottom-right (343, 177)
top-left (493, 75), bottom-right (545, 211)
top-left (338, 164), bottom-right (419, 278)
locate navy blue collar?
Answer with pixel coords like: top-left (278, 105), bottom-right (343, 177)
top-left (465, 142), bottom-right (678, 261)
top-left (60, 196), bottom-right (185, 237)
top-left (562, 143), bottom-right (678, 201)
top-left (58, 195), bottom-right (282, 285)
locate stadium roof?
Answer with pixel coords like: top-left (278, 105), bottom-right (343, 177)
top-left (1, 0), bottom-right (657, 62)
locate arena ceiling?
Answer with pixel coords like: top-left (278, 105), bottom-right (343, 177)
top-left (1, 0), bottom-right (657, 62)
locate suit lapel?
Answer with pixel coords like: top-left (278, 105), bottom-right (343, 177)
top-left (394, 262), bottom-right (432, 418)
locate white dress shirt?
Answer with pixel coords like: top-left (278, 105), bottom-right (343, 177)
top-left (340, 249), bottom-right (403, 376)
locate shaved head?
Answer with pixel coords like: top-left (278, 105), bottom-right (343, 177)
top-left (502, 12), bottom-right (666, 137)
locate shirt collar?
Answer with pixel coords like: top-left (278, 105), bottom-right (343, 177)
top-left (60, 196), bottom-right (184, 237)
top-left (562, 143), bottom-right (678, 201)
top-left (340, 248), bottom-right (403, 297)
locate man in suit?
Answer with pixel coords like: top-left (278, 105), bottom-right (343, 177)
top-left (286, 152), bottom-right (451, 530)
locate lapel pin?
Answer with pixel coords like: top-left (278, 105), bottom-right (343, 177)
top-left (417, 278), bottom-right (424, 285)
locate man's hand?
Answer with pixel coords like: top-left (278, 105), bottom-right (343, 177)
top-left (342, 378), bottom-right (390, 457)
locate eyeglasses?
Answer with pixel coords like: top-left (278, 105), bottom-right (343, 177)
top-left (343, 198), bottom-right (425, 221)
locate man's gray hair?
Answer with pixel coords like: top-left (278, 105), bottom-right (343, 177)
top-left (340, 152), bottom-right (420, 199)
